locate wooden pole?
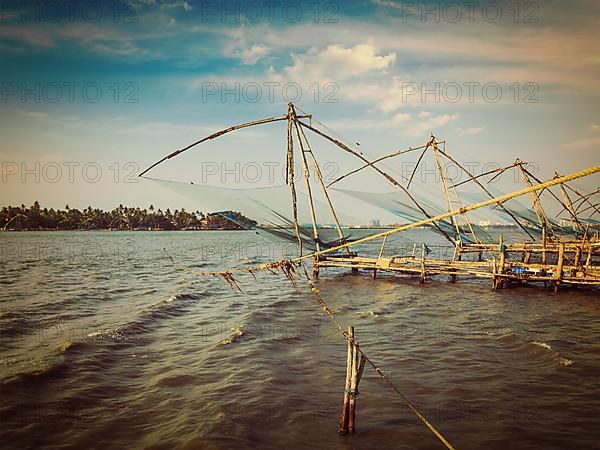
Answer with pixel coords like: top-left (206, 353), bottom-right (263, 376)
top-left (432, 142), bottom-right (462, 246)
top-left (492, 256), bottom-right (498, 290)
top-left (496, 235), bottom-right (505, 289)
top-left (348, 339), bottom-right (359, 433)
top-left (327, 141), bottom-right (432, 188)
top-left (339, 326), bottom-right (354, 435)
top-left (290, 104), bottom-right (348, 253)
top-left (291, 114), bottom-right (321, 254)
top-left (298, 120), bottom-right (456, 244)
top-left (555, 242), bottom-right (565, 294)
top-left (438, 141), bottom-right (479, 244)
top-left (439, 151), bottom-right (534, 240)
top-left (542, 224), bottom-right (547, 265)
top-left (420, 243), bottom-right (426, 284)
top-left (139, 114), bottom-right (310, 177)
top-left (287, 105), bottom-right (303, 257)
top-left (516, 159), bottom-right (555, 238)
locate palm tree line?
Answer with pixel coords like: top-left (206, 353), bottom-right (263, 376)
top-left (1, 202), bottom-right (257, 231)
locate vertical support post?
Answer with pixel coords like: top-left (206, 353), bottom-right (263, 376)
top-left (542, 224), bottom-right (547, 265)
top-left (574, 246), bottom-right (582, 267)
top-left (585, 244), bottom-right (592, 270)
top-left (286, 105), bottom-right (303, 257)
top-left (492, 256), bottom-right (498, 290)
top-left (420, 243), bottom-right (426, 284)
top-left (497, 235), bottom-right (505, 289)
top-left (339, 326), bottom-right (354, 435)
top-left (313, 255), bottom-right (320, 278)
top-left (555, 242), bottom-right (564, 294)
top-left (348, 339), bottom-right (359, 433)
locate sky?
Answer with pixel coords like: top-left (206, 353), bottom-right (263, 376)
top-left (0, 0), bottom-right (598, 216)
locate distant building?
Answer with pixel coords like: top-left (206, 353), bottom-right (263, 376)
top-left (368, 219), bottom-right (380, 227)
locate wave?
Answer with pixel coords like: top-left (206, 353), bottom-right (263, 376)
top-left (219, 325), bottom-right (245, 345)
top-left (494, 336), bottom-right (575, 368)
top-left (1, 358), bottom-right (69, 388)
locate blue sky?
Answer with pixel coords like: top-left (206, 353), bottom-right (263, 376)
top-left (1, 0), bottom-right (598, 212)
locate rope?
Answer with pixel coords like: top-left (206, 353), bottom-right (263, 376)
top-left (164, 246), bottom-right (454, 448)
top-left (299, 264), bottom-right (456, 450)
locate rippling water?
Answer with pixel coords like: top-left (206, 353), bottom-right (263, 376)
top-left (1, 231), bottom-right (598, 449)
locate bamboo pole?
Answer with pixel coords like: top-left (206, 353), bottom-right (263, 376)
top-left (432, 142), bottom-right (462, 246)
top-left (290, 104), bottom-right (348, 254)
top-left (406, 137), bottom-right (434, 189)
top-left (287, 106), bottom-right (303, 257)
top-left (542, 224), bottom-right (547, 265)
top-left (451, 162), bottom-right (518, 189)
top-left (555, 242), bottom-right (565, 293)
top-left (339, 326), bottom-right (354, 435)
top-left (298, 120), bottom-right (456, 244)
top-left (557, 174), bottom-right (585, 233)
top-left (439, 141), bottom-right (480, 244)
top-left (348, 339), bottom-right (359, 433)
top-left (139, 115), bottom-right (309, 177)
top-left (438, 149), bottom-right (535, 240)
top-left (420, 243), bottom-right (426, 284)
top-left (327, 141), bottom-right (434, 188)
top-left (291, 113), bottom-right (321, 254)
top-left (378, 235), bottom-right (388, 260)
top-left (516, 159), bottom-right (555, 238)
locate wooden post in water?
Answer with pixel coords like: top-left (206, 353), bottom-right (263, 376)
top-left (348, 339), bottom-right (359, 433)
top-left (555, 242), bottom-right (565, 294)
top-left (492, 256), bottom-right (498, 290)
top-left (339, 326), bottom-right (354, 435)
top-left (574, 246), bottom-right (582, 268)
top-left (420, 243), bottom-right (426, 284)
top-left (542, 224), bottom-right (547, 265)
top-left (339, 326), bottom-right (366, 435)
top-left (496, 235), bottom-right (505, 289)
top-left (313, 255), bottom-right (320, 278)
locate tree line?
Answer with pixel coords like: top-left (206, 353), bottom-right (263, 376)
top-left (1, 202), bottom-right (257, 231)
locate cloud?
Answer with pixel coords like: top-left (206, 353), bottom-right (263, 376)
top-left (18, 110), bottom-right (90, 127)
top-left (456, 127), bottom-right (484, 136)
top-left (393, 113), bottom-right (411, 123)
top-left (403, 113), bottom-right (459, 137)
top-left (560, 138), bottom-right (600, 151)
top-left (224, 24), bottom-right (271, 65)
top-left (0, 26), bottom-right (55, 47)
top-left (282, 44), bottom-right (396, 82)
top-left (161, 1), bottom-right (191, 11)
top-left (418, 111), bottom-right (432, 118)
top-left (589, 124), bottom-right (600, 132)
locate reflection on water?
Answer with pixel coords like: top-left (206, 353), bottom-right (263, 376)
top-left (1, 231), bottom-right (598, 449)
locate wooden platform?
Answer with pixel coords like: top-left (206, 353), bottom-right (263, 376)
top-left (316, 238), bottom-right (600, 290)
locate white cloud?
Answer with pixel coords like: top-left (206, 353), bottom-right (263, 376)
top-left (224, 24), bottom-right (271, 65)
top-left (560, 138), bottom-right (600, 151)
top-left (589, 124), bottom-right (600, 131)
top-left (456, 127), bottom-right (484, 136)
top-left (418, 111), bottom-right (432, 118)
top-left (282, 44), bottom-right (396, 83)
top-left (161, 1), bottom-right (191, 11)
top-left (403, 113), bottom-right (459, 137)
top-left (393, 113), bottom-right (411, 123)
